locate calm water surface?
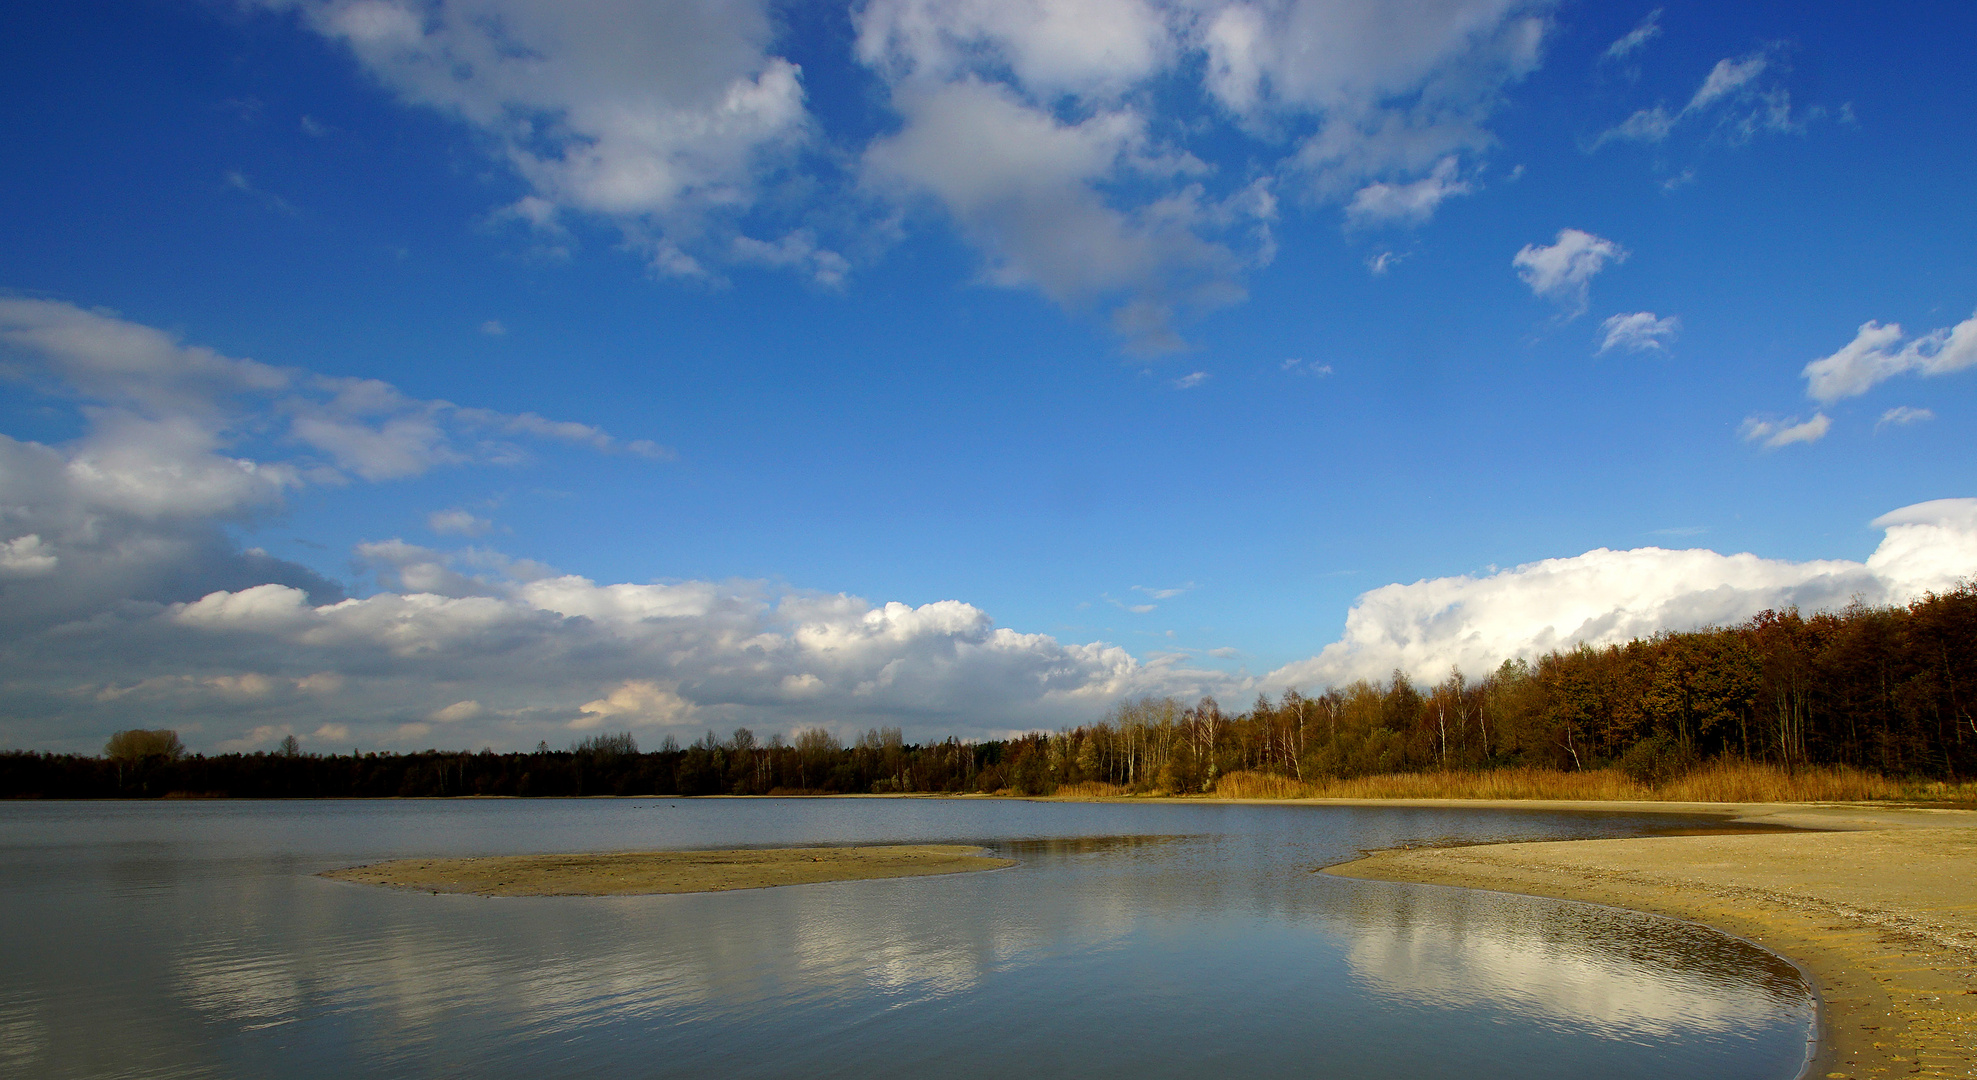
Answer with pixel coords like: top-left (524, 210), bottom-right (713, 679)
top-left (0, 799), bottom-right (1814, 1079)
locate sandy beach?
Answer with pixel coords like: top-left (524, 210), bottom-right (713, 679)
top-left (323, 844), bottom-right (1015, 896)
top-left (1323, 803), bottom-right (1977, 1080)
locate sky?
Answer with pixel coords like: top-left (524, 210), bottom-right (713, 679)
top-left (2, 0), bottom-right (1975, 754)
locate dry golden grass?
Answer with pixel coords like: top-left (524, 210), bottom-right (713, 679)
top-left (1203, 763), bottom-right (1977, 804)
top-left (1208, 771), bottom-right (1322, 800)
top-left (1051, 780), bottom-right (1131, 799)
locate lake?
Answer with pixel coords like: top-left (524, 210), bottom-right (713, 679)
top-left (0, 798), bottom-right (1815, 1079)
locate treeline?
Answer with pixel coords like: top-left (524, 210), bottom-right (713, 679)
top-left (1051, 585), bottom-right (1977, 792)
top-left (4, 587), bottom-right (1973, 799)
top-left (0, 728), bottom-right (1034, 799)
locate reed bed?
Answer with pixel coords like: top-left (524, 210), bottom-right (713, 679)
top-left (1202, 762), bottom-right (1977, 804)
top-left (1051, 780), bottom-right (1131, 799)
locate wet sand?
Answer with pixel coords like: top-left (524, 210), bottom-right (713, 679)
top-left (323, 844), bottom-right (1014, 897)
top-left (1323, 804), bottom-right (1977, 1080)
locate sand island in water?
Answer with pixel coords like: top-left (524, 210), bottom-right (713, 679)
top-left (323, 844), bottom-right (1014, 897)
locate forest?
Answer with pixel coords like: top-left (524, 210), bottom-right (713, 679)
top-left (4, 585), bottom-right (1974, 799)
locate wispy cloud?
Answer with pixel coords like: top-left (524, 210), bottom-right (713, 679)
top-left (1365, 250), bottom-right (1405, 276)
top-left (427, 509), bottom-right (493, 537)
top-left (1877, 406), bottom-right (1935, 430)
top-left (1603, 9), bottom-right (1663, 61)
top-left (1741, 413), bottom-right (1830, 449)
top-left (1594, 50), bottom-right (1804, 149)
top-left (1102, 591), bottom-right (1158, 614)
top-left (1597, 311), bottom-right (1679, 354)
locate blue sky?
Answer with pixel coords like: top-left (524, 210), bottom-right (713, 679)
top-left (2, 0), bottom-right (1974, 752)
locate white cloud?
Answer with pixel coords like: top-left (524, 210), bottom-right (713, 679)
top-left (4, 511), bottom-right (1239, 749)
top-left (1365, 250), bottom-right (1404, 275)
top-left (1173, 371), bottom-right (1208, 389)
top-left (1345, 156), bottom-right (1473, 227)
top-left (0, 298), bottom-right (665, 649)
top-left (1801, 311), bottom-right (1977, 403)
top-left (255, 0), bottom-right (811, 275)
top-left (1740, 413), bottom-right (1830, 449)
top-left (427, 508), bottom-right (492, 536)
top-left (1686, 55), bottom-right (1767, 112)
top-left (1596, 311), bottom-right (1678, 354)
top-left (1281, 358), bottom-right (1335, 377)
top-left (575, 680), bottom-right (694, 728)
top-left (1132, 582), bottom-right (1194, 600)
top-left (1602, 9), bottom-right (1662, 61)
top-left (1601, 106), bottom-right (1673, 143)
top-left (1878, 406), bottom-right (1934, 430)
top-left (861, 78), bottom-right (1254, 352)
top-left (0, 535), bottom-right (58, 576)
top-left (855, 0), bottom-right (1175, 101)
top-left (852, 0), bottom-right (1554, 347)
top-left (730, 230), bottom-right (851, 288)
top-left (1513, 229), bottom-right (1626, 318)
top-left (0, 298), bottom-right (661, 488)
top-left (1594, 50), bottom-right (1801, 148)
top-left (479, 320), bottom-right (505, 336)
top-left (1268, 498), bottom-right (1977, 688)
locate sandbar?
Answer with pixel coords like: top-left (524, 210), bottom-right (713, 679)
top-left (323, 844), bottom-right (1014, 896)
top-left (1324, 803), bottom-right (1977, 1080)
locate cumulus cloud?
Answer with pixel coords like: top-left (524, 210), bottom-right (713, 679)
top-left (1513, 229), bottom-right (1626, 318)
top-left (0, 535), bottom-right (58, 576)
top-left (1345, 157), bottom-right (1473, 227)
top-left (860, 76), bottom-right (1256, 352)
top-left (852, 0), bottom-right (1556, 347)
top-left (1596, 311), bottom-right (1678, 354)
top-left (1269, 498), bottom-right (1977, 688)
top-left (0, 298), bottom-right (660, 644)
top-left (238, 1), bottom-right (1570, 348)
top-left (575, 680), bottom-right (695, 729)
top-left (254, 0), bottom-right (818, 277)
top-left (0, 298), bottom-right (1235, 750)
top-left (1801, 311), bottom-right (1977, 403)
top-left (2, 555), bottom-right (1239, 751)
top-left (1740, 413), bottom-right (1830, 449)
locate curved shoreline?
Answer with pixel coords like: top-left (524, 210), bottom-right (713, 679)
top-left (322, 844), bottom-right (1015, 896)
top-left (1321, 804), bottom-right (1977, 1080)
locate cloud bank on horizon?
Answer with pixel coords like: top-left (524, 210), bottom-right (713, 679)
top-left (3, 298), bottom-right (1973, 752)
top-left (1270, 499), bottom-right (1977, 691)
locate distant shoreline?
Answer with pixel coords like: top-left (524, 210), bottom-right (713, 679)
top-left (1322, 803), bottom-right (1977, 1080)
